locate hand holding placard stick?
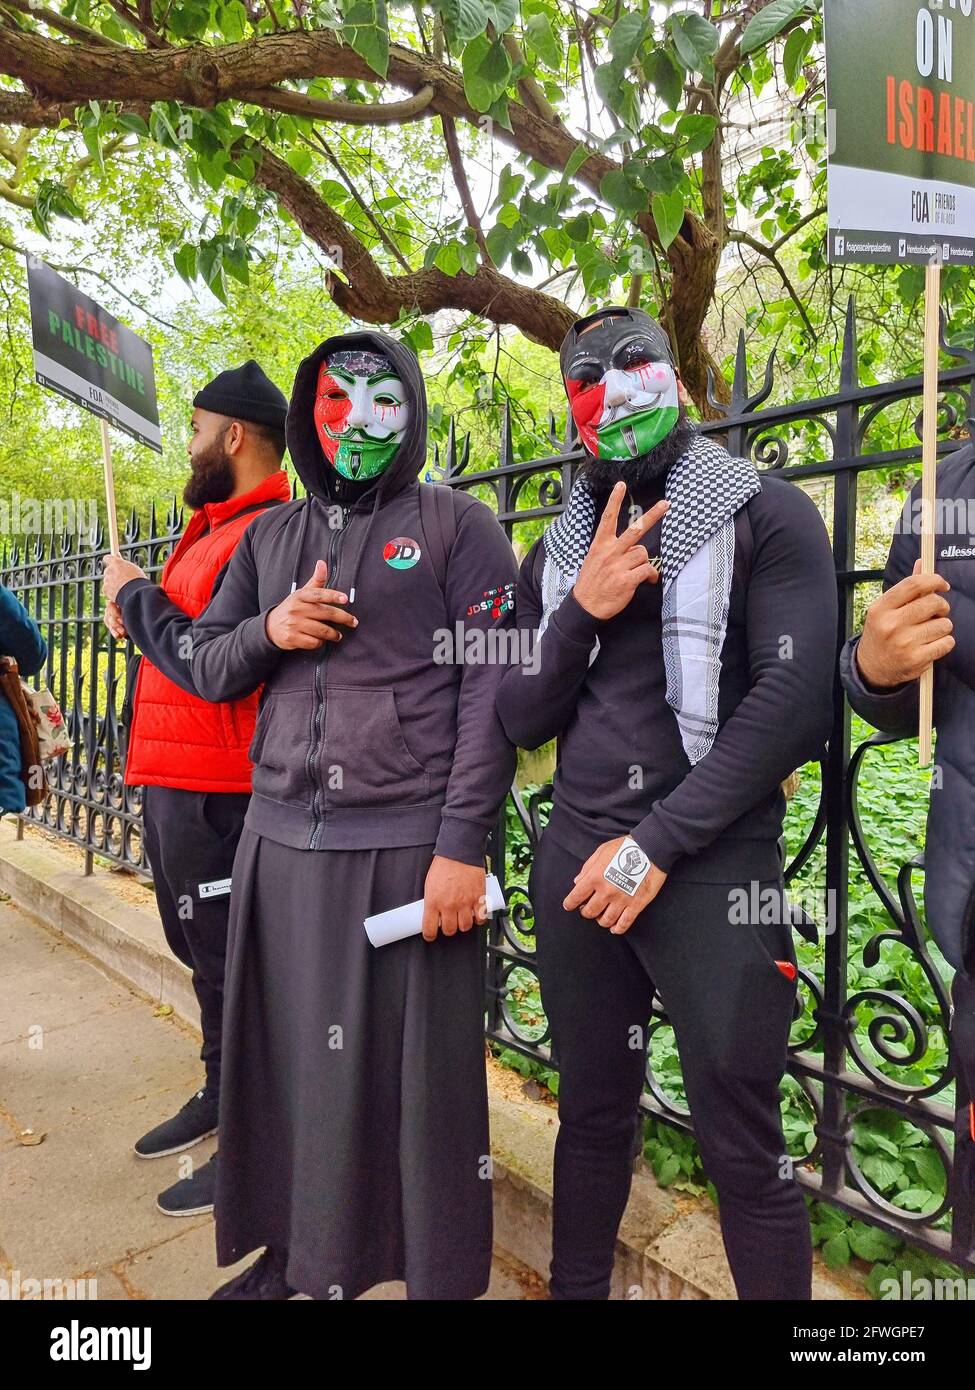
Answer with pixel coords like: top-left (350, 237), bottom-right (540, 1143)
top-left (100, 417), bottom-right (121, 558)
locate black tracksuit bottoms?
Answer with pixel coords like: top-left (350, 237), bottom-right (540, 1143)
top-left (951, 969), bottom-right (975, 1261)
top-left (530, 831), bottom-right (813, 1301)
top-left (141, 785), bottom-right (250, 1102)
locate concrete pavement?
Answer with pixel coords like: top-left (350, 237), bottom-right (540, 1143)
top-left (0, 894), bottom-right (538, 1301)
top-left (0, 823), bottom-right (869, 1302)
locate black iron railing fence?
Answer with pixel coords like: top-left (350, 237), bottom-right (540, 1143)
top-left (3, 296), bottom-right (974, 1268)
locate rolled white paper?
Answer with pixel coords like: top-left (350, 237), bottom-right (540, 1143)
top-left (364, 873), bottom-right (506, 948)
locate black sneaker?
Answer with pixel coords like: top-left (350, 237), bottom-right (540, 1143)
top-left (156, 1152), bottom-right (217, 1217)
top-left (210, 1248), bottom-right (299, 1300)
top-left (134, 1088), bottom-right (219, 1159)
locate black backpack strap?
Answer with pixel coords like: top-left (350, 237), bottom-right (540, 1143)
top-left (418, 483), bottom-right (459, 595)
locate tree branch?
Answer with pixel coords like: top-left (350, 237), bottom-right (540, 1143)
top-left (0, 177), bottom-right (32, 207)
top-left (727, 227), bottom-right (816, 338)
top-left (103, 0), bottom-right (170, 49)
top-left (240, 81), bottom-right (435, 125)
top-left (252, 144), bottom-right (575, 347)
top-left (0, 0), bottom-right (123, 47)
top-left (0, 123), bottom-right (30, 169)
top-left (0, 27), bottom-right (665, 243)
top-left (441, 114), bottom-right (493, 266)
top-left (0, 24), bottom-right (730, 402)
top-left (305, 128), bottom-right (412, 272)
top-left (501, 30), bottom-right (561, 125)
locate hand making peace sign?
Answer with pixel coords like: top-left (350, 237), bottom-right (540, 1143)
top-left (572, 481), bottom-right (669, 621)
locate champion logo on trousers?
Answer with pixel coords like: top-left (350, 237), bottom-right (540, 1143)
top-left (383, 537), bottom-right (422, 570)
top-left (198, 878), bottom-right (232, 899)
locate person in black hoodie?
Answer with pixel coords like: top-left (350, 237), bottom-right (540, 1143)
top-left (138, 330), bottom-right (517, 1300)
top-left (839, 439), bottom-right (975, 1263)
top-left (496, 306), bottom-right (838, 1300)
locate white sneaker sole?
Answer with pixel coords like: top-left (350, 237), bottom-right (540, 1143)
top-left (156, 1197), bottom-right (215, 1218)
top-left (134, 1125), bottom-right (218, 1160)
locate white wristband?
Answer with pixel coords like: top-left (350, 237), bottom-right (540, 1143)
top-left (603, 838), bottom-right (653, 896)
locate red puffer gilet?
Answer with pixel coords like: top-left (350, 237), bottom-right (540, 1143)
top-left (124, 470), bottom-right (292, 791)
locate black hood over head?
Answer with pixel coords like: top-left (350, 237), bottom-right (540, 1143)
top-left (286, 328), bottom-right (428, 505)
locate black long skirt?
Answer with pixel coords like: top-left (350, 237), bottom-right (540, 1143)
top-left (213, 827), bottom-right (493, 1300)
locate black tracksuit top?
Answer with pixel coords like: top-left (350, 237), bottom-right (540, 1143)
top-left (496, 467), bottom-right (838, 882)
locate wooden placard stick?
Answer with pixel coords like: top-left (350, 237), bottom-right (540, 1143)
top-left (917, 258), bottom-right (941, 769)
top-left (100, 416), bottom-right (121, 558)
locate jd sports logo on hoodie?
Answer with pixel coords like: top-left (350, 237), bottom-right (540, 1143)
top-left (383, 536), bottom-right (422, 569)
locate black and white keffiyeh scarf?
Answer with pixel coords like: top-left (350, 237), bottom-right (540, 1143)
top-left (538, 432), bottom-right (761, 766)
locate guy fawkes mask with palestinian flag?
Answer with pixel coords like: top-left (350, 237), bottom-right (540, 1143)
top-left (560, 307), bottom-right (693, 487)
top-left (314, 348), bottom-right (411, 481)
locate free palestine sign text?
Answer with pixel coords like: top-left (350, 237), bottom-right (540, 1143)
top-left (26, 256), bottom-right (162, 452)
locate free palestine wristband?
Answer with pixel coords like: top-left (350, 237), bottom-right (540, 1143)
top-left (603, 838), bottom-right (653, 896)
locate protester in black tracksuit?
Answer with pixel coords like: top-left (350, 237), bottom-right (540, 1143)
top-left (496, 307), bottom-right (838, 1300)
top-left (840, 440), bottom-right (975, 1262)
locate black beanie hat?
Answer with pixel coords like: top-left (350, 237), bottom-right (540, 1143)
top-left (192, 359), bottom-right (288, 429)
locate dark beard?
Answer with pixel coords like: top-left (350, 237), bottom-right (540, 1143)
top-left (580, 405), bottom-right (696, 491)
top-left (183, 435), bottom-right (235, 509)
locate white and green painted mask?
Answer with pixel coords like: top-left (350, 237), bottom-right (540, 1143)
top-left (314, 349), bottom-right (411, 480)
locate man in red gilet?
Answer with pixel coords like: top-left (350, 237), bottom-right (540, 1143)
top-left (102, 361), bottom-right (291, 1217)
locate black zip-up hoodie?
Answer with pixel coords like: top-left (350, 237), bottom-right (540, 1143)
top-left (124, 330), bottom-right (518, 864)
